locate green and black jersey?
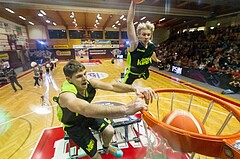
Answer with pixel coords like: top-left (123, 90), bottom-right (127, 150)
top-left (126, 41), bottom-right (155, 74)
top-left (56, 80), bottom-right (96, 127)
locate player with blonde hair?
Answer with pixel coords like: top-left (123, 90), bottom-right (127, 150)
top-left (123, 0), bottom-right (160, 84)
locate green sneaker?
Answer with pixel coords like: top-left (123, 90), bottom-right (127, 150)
top-left (104, 145), bottom-right (123, 158)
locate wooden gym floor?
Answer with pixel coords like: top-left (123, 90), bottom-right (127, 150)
top-left (0, 58), bottom-right (239, 159)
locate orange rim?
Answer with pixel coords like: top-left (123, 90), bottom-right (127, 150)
top-left (141, 88), bottom-right (240, 158)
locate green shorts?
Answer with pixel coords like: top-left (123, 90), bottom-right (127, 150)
top-left (123, 69), bottom-right (150, 84)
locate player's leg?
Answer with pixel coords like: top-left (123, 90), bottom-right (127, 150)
top-left (65, 125), bottom-right (101, 159)
top-left (14, 78), bottom-right (23, 89)
top-left (93, 118), bottom-right (123, 158)
top-left (9, 78), bottom-right (17, 92)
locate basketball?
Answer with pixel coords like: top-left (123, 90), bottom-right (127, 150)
top-left (133, 0), bottom-right (145, 4)
top-left (162, 109), bottom-right (206, 134)
top-left (162, 110), bottom-right (206, 152)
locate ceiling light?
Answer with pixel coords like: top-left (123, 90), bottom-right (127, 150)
top-left (159, 18), bottom-right (165, 22)
top-left (115, 20), bottom-right (119, 24)
top-left (134, 22), bottom-right (138, 25)
top-left (140, 17), bottom-right (146, 21)
top-left (97, 13), bottom-right (102, 19)
top-left (70, 12), bottom-right (74, 18)
top-left (53, 22), bottom-right (57, 26)
top-left (40, 10), bottom-right (46, 15)
top-left (38, 40), bottom-right (45, 45)
top-left (118, 23), bottom-right (121, 25)
top-left (5, 8), bottom-right (15, 14)
top-left (28, 21), bottom-right (34, 25)
top-left (120, 15), bottom-right (124, 19)
top-left (38, 13), bottom-right (43, 17)
top-left (112, 25), bottom-right (115, 27)
top-left (19, 16), bottom-right (26, 20)
top-left (123, 18), bottom-right (126, 21)
top-left (46, 20), bottom-right (50, 23)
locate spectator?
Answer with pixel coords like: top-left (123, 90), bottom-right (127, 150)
top-left (5, 67), bottom-right (23, 92)
top-left (33, 66), bottom-right (41, 88)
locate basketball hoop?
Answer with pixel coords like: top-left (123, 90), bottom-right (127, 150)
top-left (141, 88), bottom-right (240, 159)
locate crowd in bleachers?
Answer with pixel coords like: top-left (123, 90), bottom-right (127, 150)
top-left (155, 25), bottom-right (240, 94)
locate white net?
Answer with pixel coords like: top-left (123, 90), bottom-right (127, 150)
top-left (142, 118), bottom-right (166, 159)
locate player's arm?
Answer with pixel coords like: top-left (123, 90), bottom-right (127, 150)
top-left (151, 51), bottom-right (161, 63)
top-left (127, 0), bottom-right (138, 52)
top-left (58, 92), bottom-right (147, 118)
top-left (89, 78), bottom-right (136, 93)
top-left (90, 78), bottom-right (156, 104)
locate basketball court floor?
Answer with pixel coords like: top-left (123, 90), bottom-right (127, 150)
top-left (0, 58), bottom-right (239, 159)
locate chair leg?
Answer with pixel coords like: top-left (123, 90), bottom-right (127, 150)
top-left (64, 134), bottom-right (79, 159)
